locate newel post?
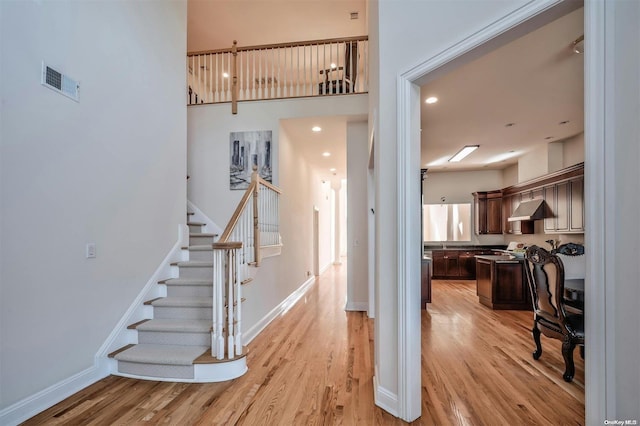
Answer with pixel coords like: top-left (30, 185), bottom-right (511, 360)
top-left (251, 166), bottom-right (261, 266)
top-left (231, 40), bottom-right (238, 115)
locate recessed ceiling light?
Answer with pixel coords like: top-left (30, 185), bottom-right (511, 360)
top-left (425, 97), bottom-right (438, 104)
top-left (329, 168), bottom-right (336, 172)
top-left (545, 136), bottom-right (554, 140)
top-left (505, 123), bottom-right (516, 127)
top-left (312, 126), bottom-right (322, 132)
top-left (322, 152), bottom-right (331, 157)
top-left (559, 120), bottom-right (570, 125)
top-left (222, 72), bottom-right (229, 78)
top-left (449, 145), bottom-right (479, 162)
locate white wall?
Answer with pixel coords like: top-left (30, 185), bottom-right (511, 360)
top-left (423, 170), bottom-right (505, 246)
top-left (346, 121), bottom-right (369, 311)
top-left (602, 0), bottom-right (640, 417)
top-left (187, 95), bottom-right (367, 332)
top-left (518, 145), bottom-right (550, 181)
top-left (562, 132), bottom-right (584, 168)
top-left (0, 0), bottom-right (186, 410)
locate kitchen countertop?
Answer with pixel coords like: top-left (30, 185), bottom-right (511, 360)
top-left (423, 245), bottom-right (507, 251)
top-left (475, 254), bottom-right (524, 263)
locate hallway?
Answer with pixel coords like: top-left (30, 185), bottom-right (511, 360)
top-left (24, 267), bottom-right (584, 425)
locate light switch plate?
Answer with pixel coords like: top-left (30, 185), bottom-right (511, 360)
top-left (86, 243), bottom-right (96, 258)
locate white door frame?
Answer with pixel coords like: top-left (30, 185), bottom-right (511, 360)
top-left (394, 0), bottom-right (605, 422)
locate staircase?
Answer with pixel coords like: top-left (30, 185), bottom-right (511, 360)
top-left (108, 213), bottom-right (248, 382)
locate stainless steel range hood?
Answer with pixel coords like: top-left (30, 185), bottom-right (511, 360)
top-left (508, 199), bottom-right (546, 222)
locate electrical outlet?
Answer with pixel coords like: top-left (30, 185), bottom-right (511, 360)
top-left (86, 243), bottom-right (96, 258)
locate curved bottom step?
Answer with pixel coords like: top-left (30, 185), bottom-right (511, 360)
top-left (111, 344), bottom-right (248, 383)
top-left (113, 356), bottom-right (247, 383)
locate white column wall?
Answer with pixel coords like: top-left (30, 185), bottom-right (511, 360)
top-left (0, 0), bottom-right (187, 410)
top-left (346, 121), bottom-right (369, 311)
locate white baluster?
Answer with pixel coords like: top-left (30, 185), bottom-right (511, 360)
top-left (227, 250), bottom-right (235, 358)
top-left (234, 248), bottom-right (242, 355)
top-left (277, 47), bottom-right (281, 98)
top-left (216, 249), bottom-right (225, 359)
top-left (211, 250), bottom-right (219, 357)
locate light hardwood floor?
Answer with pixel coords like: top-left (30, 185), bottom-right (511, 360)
top-left (23, 266), bottom-right (584, 425)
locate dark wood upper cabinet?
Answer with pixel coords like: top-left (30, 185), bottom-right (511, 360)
top-left (473, 191), bottom-right (502, 235)
top-left (569, 177), bottom-right (584, 232)
top-left (542, 176), bottom-right (584, 234)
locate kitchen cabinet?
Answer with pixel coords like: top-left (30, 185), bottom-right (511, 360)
top-left (473, 191), bottom-right (502, 235)
top-left (543, 177), bottom-right (584, 234)
top-left (432, 250), bottom-right (459, 278)
top-left (421, 257), bottom-right (432, 308)
top-left (475, 256), bottom-right (531, 310)
top-left (431, 249), bottom-right (498, 279)
top-left (458, 251), bottom-right (477, 279)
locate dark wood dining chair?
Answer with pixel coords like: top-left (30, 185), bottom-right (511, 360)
top-left (524, 245), bottom-right (584, 382)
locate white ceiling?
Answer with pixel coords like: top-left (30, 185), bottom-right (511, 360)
top-left (188, 0), bottom-right (367, 52)
top-left (421, 7), bottom-right (584, 172)
top-left (187, 2), bottom-right (584, 178)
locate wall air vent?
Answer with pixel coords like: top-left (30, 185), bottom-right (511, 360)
top-left (41, 62), bottom-right (80, 102)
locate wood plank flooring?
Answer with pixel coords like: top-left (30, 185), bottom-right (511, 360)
top-left (23, 269), bottom-right (584, 425)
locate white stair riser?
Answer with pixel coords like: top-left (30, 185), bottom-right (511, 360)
top-left (166, 285), bottom-right (213, 298)
top-left (190, 235), bottom-right (215, 245)
top-left (178, 266), bottom-right (213, 279)
top-left (118, 361), bottom-right (194, 379)
top-left (138, 331), bottom-right (211, 346)
top-left (189, 250), bottom-right (214, 262)
top-left (154, 306), bottom-right (212, 320)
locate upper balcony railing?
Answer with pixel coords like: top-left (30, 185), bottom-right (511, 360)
top-left (187, 36), bottom-right (368, 107)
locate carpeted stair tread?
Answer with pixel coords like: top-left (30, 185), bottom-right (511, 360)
top-left (159, 278), bottom-right (212, 286)
top-left (113, 344), bottom-right (209, 365)
top-left (135, 319), bottom-right (212, 333)
top-left (149, 297), bottom-right (212, 308)
top-left (170, 261), bottom-right (213, 267)
top-left (188, 245), bottom-right (215, 251)
top-left (190, 233), bottom-right (218, 237)
top-left (187, 221), bottom-right (206, 226)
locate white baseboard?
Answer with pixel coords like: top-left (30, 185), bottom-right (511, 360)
top-left (0, 366), bottom-right (107, 426)
top-left (373, 366), bottom-right (399, 417)
top-left (244, 276), bottom-right (316, 344)
top-left (345, 301), bottom-right (369, 311)
top-left (0, 230), bottom-right (185, 426)
top-left (319, 262), bottom-right (332, 275)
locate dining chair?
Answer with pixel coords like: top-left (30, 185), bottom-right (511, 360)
top-left (524, 245), bottom-right (585, 382)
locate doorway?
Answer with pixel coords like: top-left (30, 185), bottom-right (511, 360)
top-left (391, 0), bottom-right (598, 422)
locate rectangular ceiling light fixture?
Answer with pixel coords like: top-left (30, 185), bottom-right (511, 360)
top-left (449, 145), bottom-right (479, 162)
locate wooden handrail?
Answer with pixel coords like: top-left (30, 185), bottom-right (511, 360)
top-left (257, 176), bottom-right (282, 194)
top-left (187, 35), bottom-right (368, 57)
top-left (218, 180), bottom-right (257, 243)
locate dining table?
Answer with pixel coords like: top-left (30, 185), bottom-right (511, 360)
top-left (564, 278), bottom-right (584, 314)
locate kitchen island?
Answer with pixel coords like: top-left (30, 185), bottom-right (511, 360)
top-left (475, 255), bottom-right (531, 310)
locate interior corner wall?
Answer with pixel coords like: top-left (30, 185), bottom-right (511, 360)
top-left (518, 145), bottom-right (549, 182)
top-left (0, 0), bottom-right (187, 409)
top-left (562, 132), bottom-right (585, 167)
top-left (187, 95), bottom-right (367, 334)
top-left (375, 0), bottom-right (532, 409)
top-left (346, 121), bottom-right (369, 310)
